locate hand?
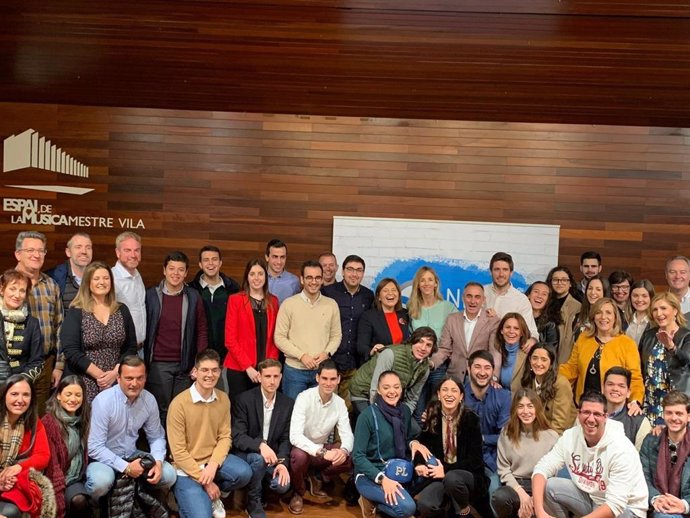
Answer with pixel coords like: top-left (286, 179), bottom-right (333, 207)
top-left (97, 369), bottom-right (118, 389)
top-left (323, 448), bottom-right (347, 466)
top-left (313, 352), bottom-right (329, 365)
top-left (246, 367), bottom-right (260, 384)
top-left (428, 463), bottom-right (444, 479)
top-left (198, 461), bottom-right (218, 486)
top-left (273, 463), bottom-right (290, 486)
top-left (414, 465), bottom-right (430, 477)
top-left (652, 424), bottom-right (665, 436)
top-left (627, 400), bottom-right (642, 416)
top-left (486, 308), bottom-right (497, 318)
top-left (370, 344), bottom-right (384, 356)
top-left (490, 378), bottom-right (502, 389)
top-left (300, 354), bottom-right (318, 370)
top-left (147, 461), bottom-right (163, 485)
top-left (259, 442), bottom-right (278, 465)
top-left (381, 476), bottom-right (405, 506)
top-left (657, 330), bottom-right (675, 349)
top-left (125, 459), bottom-right (144, 478)
top-left (517, 487), bottom-right (533, 518)
top-left (204, 481), bottom-right (221, 500)
top-left (51, 369), bottom-right (63, 388)
top-left (661, 494), bottom-right (686, 514)
top-left (409, 440), bottom-right (431, 462)
top-left (522, 338), bottom-right (537, 353)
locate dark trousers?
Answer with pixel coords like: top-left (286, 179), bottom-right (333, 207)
top-left (289, 443), bottom-right (352, 496)
top-left (0, 501), bottom-right (21, 518)
top-left (226, 368), bottom-right (256, 405)
top-left (415, 469), bottom-right (475, 518)
top-left (491, 478), bottom-right (531, 518)
top-left (145, 361), bottom-right (191, 427)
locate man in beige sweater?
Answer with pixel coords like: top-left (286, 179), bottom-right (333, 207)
top-left (167, 349), bottom-right (252, 518)
top-left (275, 259), bottom-right (342, 400)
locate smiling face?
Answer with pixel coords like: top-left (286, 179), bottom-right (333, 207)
top-left (528, 283), bottom-right (550, 315)
top-left (316, 368), bottom-right (340, 399)
top-left (462, 285), bottom-right (485, 319)
top-left (490, 260), bottom-right (512, 290)
top-left (118, 364), bottom-right (146, 401)
top-left (319, 255), bottom-right (338, 284)
top-left (611, 280), bottom-right (631, 305)
top-left (247, 264), bottom-right (266, 292)
top-left (437, 378), bottom-right (463, 414)
top-left (90, 268), bottom-right (112, 299)
top-left (630, 287), bottom-right (651, 313)
top-left (469, 357), bottom-right (493, 389)
top-left (666, 259), bottom-right (690, 293)
top-left (529, 347), bottom-right (552, 379)
top-left (593, 302), bottom-right (617, 337)
top-left (603, 373), bottom-right (630, 407)
top-left (1, 278), bottom-right (28, 310)
top-left (418, 270), bottom-right (438, 298)
top-left (411, 336), bottom-right (434, 360)
top-left (550, 271), bottom-right (571, 298)
top-left (66, 235), bottom-right (93, 270)
top-left (199, 250), bottom-right (222, 279)
top-left (192, 359), bottom-right (221, 392)
top-left (57, 383), bottom-right (83, 416)
top-left (500, 317), bottom-right (522, 345)
top-left (265, 246), bottom-right (287, 276)
top-left (15, 237), bottom-right (46, 274)
top-left (664, 403), bottom-right (690, 437)
top-left (652, 299), bottom-right (678, 330)
top-left (516, 396), bottom-right (536, 427)
top-left (580, 258), bottom-right (602, 281)
top-left (586, 279), bottom-right (605, 304)
top-left (301, 266), bottom-right (323, 297)
top-left (342, 261), bottom-right (364, 291)
top-left (377, 373), bottom-right (402, 406)
top-left (164, 260), bottom-right (187, 291)
top-left (578, 401), bottom-right (607, 445)
top-left (5, 380), bottom-right (31, 420)
top-left (378, 281), bottom-right (400, 312)
top-left (115, 237), bottom-right (141, 273)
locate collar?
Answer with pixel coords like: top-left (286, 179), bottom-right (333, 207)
top-left (607, 406), bottom-right (626, 419)
top-left (115, 384), bottom-right (140, 405)
top-left (299, 290), bottom-right (321, 304)
top-left (261, 389), bottom-right (275, 409)
top-left (190, 383), bottom-right (217, 404)
top-left (113, 261), bottom-right (139, 279)
top-left (490, 283), bottom-right (512, 296)
top-left (464, 310), bottom-right (481, 322)
top-left (199, 275), bottom-right (223, 289)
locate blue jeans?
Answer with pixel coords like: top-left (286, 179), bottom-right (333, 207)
top-left (85, 459), bottom-right (177, 499)
top-left (282, 365), bottom-right (317, 400)
top-left (355, 474), bottom-right (416, 518)
top-left (239, 452), bottom-right (291, 505)
top-left (174, 454), bottom-right (252, 518)
top-left (653, 514), bottom-right (686, 518)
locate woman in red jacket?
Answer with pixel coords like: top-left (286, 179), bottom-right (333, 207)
top-left (225, 259), bottom-right (279, 402)
top-left (42, 375), bottom-right (91, 518)
top-left (0, 374), bottom-right (51, 518)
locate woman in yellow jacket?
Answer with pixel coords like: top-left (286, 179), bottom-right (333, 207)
top-left (559, 297), bottom-right (644, 411)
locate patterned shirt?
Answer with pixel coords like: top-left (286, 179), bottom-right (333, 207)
top-left (25, 272), bottom-right (63, 355)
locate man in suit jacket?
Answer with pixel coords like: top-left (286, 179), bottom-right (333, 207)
top-left (429, 282), bottom-right (499, 383)
top-left (232, 359), bottom-right (293, 518)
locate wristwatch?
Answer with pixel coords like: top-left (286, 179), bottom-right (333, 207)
top-left (317, 448), bottom-right (327, 458)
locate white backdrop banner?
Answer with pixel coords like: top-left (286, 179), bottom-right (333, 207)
top-left (333, 216), bottom-right (560, 308)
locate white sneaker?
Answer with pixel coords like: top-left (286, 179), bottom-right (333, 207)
top-left (211, 498), bottom-right (226, 518)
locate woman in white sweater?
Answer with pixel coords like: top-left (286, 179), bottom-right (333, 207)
top-left (491, 388), bottom-right (558, 518)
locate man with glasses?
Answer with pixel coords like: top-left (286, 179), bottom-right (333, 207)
top-left (532, 390), bottom-right (648, 518)
top-left (665, 256), bottom-right (690, 317)
top-left (546, 266), bottom-right (582, 363)
top-left (641, 391), bottom-right (690, 517)
top-left (275, 260), bottom-right (342, 399)
top-left (14, 230), bottom-right (63, 412)
top-left (322, 254), bottom-right (374, 405)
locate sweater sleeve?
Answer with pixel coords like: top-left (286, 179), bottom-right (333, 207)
top-left (369, 349), bottom-right (394, 404)
top-left (18, 420), bottom-right (50, 471)
top-left (621, 336), bottom-right (645, 403)
top-left (352, 410), bottom-right (381, 482)
top-left (604, 445), bottom-right (646, 516)
top-left (61, 308), bottom-right (90, 374)
top-left (118, 304), bottom-right (139, 360)
top-left (532, 432), bottom-right (568, 480)
top-left (211, 396), bottom-right (231, 466)
top-left (167, 395), bottom-right (203, 480)
top-left (22, 317), bottom-right (44, 381)
top-left (496, 431), bottom-right (519, 489)
top-left (357, 311), bottom-right (375, 363)
top-left (41, 415), bottom-right (67, 518)
top-left (324, 300), bottom-right (342, 356)
top-left (274, 301), bottom-right (305, 361)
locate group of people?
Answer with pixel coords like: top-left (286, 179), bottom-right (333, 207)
top-left (3, 228), bottom-right (690, 518)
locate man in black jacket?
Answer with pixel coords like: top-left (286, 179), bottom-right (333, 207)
top-left (232, 359), bottom-right (293, 518)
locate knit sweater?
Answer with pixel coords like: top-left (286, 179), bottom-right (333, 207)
top-left (497, 428), bottom-right (558, 489)
top-left (166, 387), bottom-right (231, 480)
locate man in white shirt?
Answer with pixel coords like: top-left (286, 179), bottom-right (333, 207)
top-left (112, 231), bottom-right (146, 350)
top-left (287, 359), bottom-right (353, 514)
top-left (666, 255), bottom-right (690, 316)
top-left (483, 252), bottom-right (539, 344)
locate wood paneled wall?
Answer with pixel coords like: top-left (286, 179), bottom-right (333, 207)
top-left (1, 102), bottom-right (689, 287)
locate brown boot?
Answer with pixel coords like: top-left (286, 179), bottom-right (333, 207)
top-left (307, 474), bottom-right (331, 500)
top-left (288, 494), bottom-right (304, 515)
top-left (358, 495), bottom-right (377, 518)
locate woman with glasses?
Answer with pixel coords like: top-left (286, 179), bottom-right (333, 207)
top-left (608, 270), bottom-right (634, 331)
top-left (545, 266), bottom-right (582, 365)
top-left (626, 280), bottom-right (655, 345)
top-left (560, 297), bottom-right (644, 409)
top-left (639, 292), bottom-right (690, 425)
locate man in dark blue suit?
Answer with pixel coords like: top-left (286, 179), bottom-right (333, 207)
top-left (232, 359), bottom-right (294, 518)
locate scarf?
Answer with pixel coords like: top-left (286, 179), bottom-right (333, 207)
top-left (54, 407), bottom-right (84, 484)
top-left (0, 415), bottom-right (25, 468)
top-left (654, 427), bottom-right (690, 497)
top-left (374, 395), bottom-right (406, 459)
top-left (442, 411), bottom-right (459, 464)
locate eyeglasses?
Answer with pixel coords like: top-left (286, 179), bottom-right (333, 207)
top-left (18, 248), bottom-right (47, 256)
top-left (304, 276), bottom-right (323, 282)
top-left (551, 278), bottom-right (570, 284)
top-left (197, 367), bottom-right (221, 375)
top-left (612, 284), bottom-right (630, 292)
top-left (670, 443), bottom-right (678, 464)
top-left (579, 410), bottom-right (606, 419)
top-left (344, 267), bottom-right (364, 274)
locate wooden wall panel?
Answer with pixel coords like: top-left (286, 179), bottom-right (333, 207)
top-left (1, 102), bottom-right (689, 289)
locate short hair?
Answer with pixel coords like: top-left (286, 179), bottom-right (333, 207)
top-left (662, 390), bottom-right (690, 412)
top-left (265, 239), bottom-right (287, 256)
top-left (407, 326), bottom-right (438, 353)
top-left (118, 355), bottom-right (145, 374)
top-left (468, 349), bottom-right (494, 369)
top-left (115, 231), bottom-right (141, 248)
top-left (651, 292), bottom-right (688, 328)
top-left (377, 370), bottom-right (401, 387)
top-left (463, 281), bottom-right (484, 292)
top-left (579, 390), bottom-right (607, 408)
top-left (15, 230), bottom-right (46, 250)
top-left (373, 278), bottom-right (403, 311)
top-left (318, 252), bottom-right (336, 262)
top-left (164, 251), bottom-right (189, 269)
top-left (195, 349), bottom-right (220, 367)
top-left (257, 358), bottom-right (282, 373)
top-left (489, 252), bottom-right (514, 271)
top-left (608, 270), bottom-right (633, 287)
top-left (666, 255), bottom-right (690, 271)
top-left (316, 359), bottom-right (338, 375)
top-left (342, 254), bottom-right (366, 270)
top-left (300, 259), bottom-right (322, 277)
top-left (586, 298), bottom-right (622, 337)
top-left (0, 269), bottom-right (30, 293)
top-left (198, 245), bottom-right (222, 262)
top-left (604, 366), bottom-right (631, 388)
top-left (580, 251), bottom-right (602, 265)
top-left (67, 232), bottom-right (92, 249)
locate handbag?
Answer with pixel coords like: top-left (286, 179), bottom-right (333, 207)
top-left (371, 407), bottom-right (414, 484)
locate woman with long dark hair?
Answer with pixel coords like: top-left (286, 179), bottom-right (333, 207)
top-left (492, 312), bottom-right (530, 391)
top-left (572, 276), bottom-right (611, 343)
top-left (224, 258), bottom-right (279, 401)
top-left (0, 375), bottom-right (51, 518)
top-left (42, 375), bottom-right (91, 518)
top-left (491, 389), bottom-right (558, 518)
top-left (525, 281), bottom-right (561, 350)
top-left (545, 266), bottom-right (581, 365)
top-left (414, 376), bottom-right (486, 518)
top-left (626, 279), bottom-right (655, 345)
top-left (609, 270), bottom-right (634, 331)
top-left (519, 344), bottom-right (575, 434)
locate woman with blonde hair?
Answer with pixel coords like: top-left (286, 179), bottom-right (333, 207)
top-left (560, 297), bottom-right (644, 408)
top-left (61, 261), bottom-right (137, 402)
top-left (639, 292), bottom-right (690, 425)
